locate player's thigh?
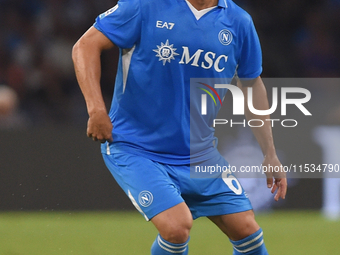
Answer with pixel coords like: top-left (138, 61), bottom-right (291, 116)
top-left (208, 210), bottom-right (260, 241)
top-left (102, 152), bottom-right (184, 221)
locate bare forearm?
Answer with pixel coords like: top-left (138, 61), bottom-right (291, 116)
top-left (238, 77), bottom-right (276, 157)
top-left (72, 27), bottom-right (114, 143)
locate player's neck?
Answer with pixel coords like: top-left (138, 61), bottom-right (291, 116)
top-left (186, 0), bottom-right (218, 10)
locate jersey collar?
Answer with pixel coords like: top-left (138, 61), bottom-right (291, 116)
top-left (181, 0), bottom-right (228, 9)
top-left (218, 0), bottom-right (228, 8)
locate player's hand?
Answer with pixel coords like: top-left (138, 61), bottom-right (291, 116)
top-left (87, 110), bottom-right (113, 143)
top-left (262, 154), bottom-right (287, 201)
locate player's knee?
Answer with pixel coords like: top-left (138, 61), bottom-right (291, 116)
top-left (161, 220), bottom-right (192, 243)
top-left (238, 220), bottom-right (259, 240)
top-left (162, 227), bottom-right (191, 244)
top-left (230, 212), bottom-right (260, 241)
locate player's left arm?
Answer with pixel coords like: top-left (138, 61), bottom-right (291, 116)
top-left (237, 76), bottom-right (287, 201)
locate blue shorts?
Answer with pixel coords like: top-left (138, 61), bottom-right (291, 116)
top-left (102, 151), bottom-right (252, 221)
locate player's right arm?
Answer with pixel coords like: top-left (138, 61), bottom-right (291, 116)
top-left (72, 26), bottom-right (114, 143)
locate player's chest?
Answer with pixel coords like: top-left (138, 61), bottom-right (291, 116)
top-left (140, 8), bottom-right (240, 70)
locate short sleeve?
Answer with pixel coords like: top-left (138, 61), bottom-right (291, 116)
top-left (94, 0), bottom-right (142, 49)
top-left (236, 19), bottom-right (262, 79)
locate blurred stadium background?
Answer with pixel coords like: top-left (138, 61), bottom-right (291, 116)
top-left (0, 0), bottom-right (340, 254)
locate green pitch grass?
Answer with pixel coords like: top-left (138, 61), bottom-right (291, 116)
top-left (0, 210), bottom-right (339, 255)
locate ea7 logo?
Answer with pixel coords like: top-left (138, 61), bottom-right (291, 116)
top-left (156, 20), bottom-right (175, 30)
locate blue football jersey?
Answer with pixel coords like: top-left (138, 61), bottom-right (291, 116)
top-left (94, 0), bottom-right (262, 164)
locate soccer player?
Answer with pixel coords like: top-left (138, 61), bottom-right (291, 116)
top-left (72, 0), bottom-right (287, 254)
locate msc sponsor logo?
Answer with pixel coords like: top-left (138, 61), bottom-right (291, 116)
top-left (153, 40), bottom-right (228, 72)
top-left (153, 40), bottom-right (180, 65)
top-left (179, 46), bottom-right (228, 72)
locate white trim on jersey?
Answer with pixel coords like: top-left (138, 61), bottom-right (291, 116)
top-left (128, 190), bottom-right (149, 221)
top-left (122, 45), bottom-right (136, 93)
top-left (185, 0), bottom-right (217, 20)
top-left (106, 142), bottom-right (111, 155)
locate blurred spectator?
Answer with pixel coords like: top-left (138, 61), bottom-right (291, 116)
top-left (0, 0), bottom-right (117, 125)
top-left (0, 84), bottom-right (29, 128)
top-left (295, 6), bottom-right (340, 77)
top-left (0, 0), bottom-right (338, 126)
